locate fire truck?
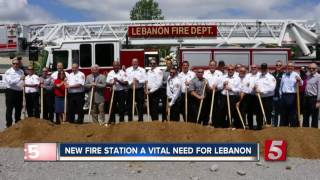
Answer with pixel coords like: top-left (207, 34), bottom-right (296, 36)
top-left (29, 19), bottom-right (319, 74)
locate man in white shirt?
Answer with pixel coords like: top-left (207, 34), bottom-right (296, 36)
top-left (204, 60), bottom-right (223, 126)
top-left (65, 63), bottom-right (85, 124)
top-left (4, 59), bottom-right (24, 127)
top-left (51, 62), bottom-right (70, 80)
top-left (167, 68), bottom-right (181, 121)
top-left (245, 64), bottom-right (261, 129)
top-left (219, 65), bottom-right (241, 128)
top-left (126, 58), bottom-right (146, 121)
top-left (24, 66), bottom-right (40, 118)
top-left (279, 62), bottom-right (303, 127)
top-left (236, 67), bottom-right (251, 128)
top-left (146, 59), bottom-right (163, 120)
top-left (106, 61), bottom-right (128, 123)
top-left (254, 63), bottom-right (276, 129)
top-left (178, 61), bottom-right (195, 121)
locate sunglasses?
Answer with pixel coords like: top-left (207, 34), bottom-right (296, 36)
top-left (228, 69), bottom-right (235, 71)
top-left (197, 72), bottom-right (204, 73)
top-left (276, 64), bottom-right (282, 67)
top-left (12, 63), bottom-right (18, 65)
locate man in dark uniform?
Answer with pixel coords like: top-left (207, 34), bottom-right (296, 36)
top-left (272, 60), bottom-right (284, 127)
top-left (159, 59), bottom-right (172, 121)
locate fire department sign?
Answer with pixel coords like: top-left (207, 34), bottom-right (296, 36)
top-left (128, 25), bottom-right (217, 38)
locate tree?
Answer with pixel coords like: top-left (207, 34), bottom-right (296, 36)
top-left (130, 0), bottom-right (164, 20)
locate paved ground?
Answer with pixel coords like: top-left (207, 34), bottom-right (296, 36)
top-left (0, 93), bottom-right (320, 179)
top-left (0, 148), bottom-right (319, 180)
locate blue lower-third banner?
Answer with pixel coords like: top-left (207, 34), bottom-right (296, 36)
top-left (57, 143), bottom-right (259, 161)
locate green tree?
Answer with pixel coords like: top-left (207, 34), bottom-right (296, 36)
top-left (130, 0), bottom-right (164, 20)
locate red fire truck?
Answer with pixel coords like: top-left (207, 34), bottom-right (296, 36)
top-left (29, 19), bottom-right (318, 74)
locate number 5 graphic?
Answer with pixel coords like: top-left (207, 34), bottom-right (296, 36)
top-left (265, 140), bottom-right (286, 161)
top-left (27, 145), bottom-right (40, 159)
top-left (24, 143), bottom-right (57, 161)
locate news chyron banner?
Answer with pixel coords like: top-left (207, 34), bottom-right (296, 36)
top-left (24, 143), bottom-right (259, 161)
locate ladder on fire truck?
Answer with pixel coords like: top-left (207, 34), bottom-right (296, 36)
top-left (30, 19), bottom-right (319, 56)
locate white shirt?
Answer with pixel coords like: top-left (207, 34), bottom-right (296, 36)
top-left (67, 71), bottom-right (85, 93)
top-left (239, 75), bottom-right (252, 94)
top-left (219, 74), bottom-right (241, 96)
top-left (106, 70), bottom-right (127, 91)
top-left (279, 71), bottom-right (303, 95)
top-left (234, 72), bottom-right (239, 78)
top-left (167, 75), bottom-right (181, 106)
top-left (126, 66), bottom-right (146, 89)
top-left (25, 74), bottom-right (40, 93)
top-left (4, 67), bottom-right (24, 91)
top-left (246, 72), bottom-right (261, 95)
top-left (146, 67), bottom-right (163, 93)
top-left (178, 70), bottom-right (196, 93)
top-left (51, 71), bottom-right (70, 80)
top-left (204, 69), bottom-right (223, 89)
top-left (255, 72), bottom-right (276, 97)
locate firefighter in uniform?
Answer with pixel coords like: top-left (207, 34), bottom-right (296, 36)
top-left (66, 63), bottom-right (85, 123)
top-left (178, 61), bottom-right (196, 121)
top-left (126, 58), bottom-right (146, 121)
top-left (106, 61), bottom-right (128, 123)
top-left (146, 59), bottom-right (163, 120)
top-left (4, 59), bottom-right (24, 127)
top-left (219, 65), bottom-right (241, 128)
top-left (245, 64), bottom-right (261, 129)
top-left (237, 67), bottom-right (251, 127)
top-left (254, 63), bottom-right (276, 129)
top-left (167, 68), bottom-right (181, 121)
top-left (203, 60), bottom-right (223, 126)
top-left (24, 66), bottom-right (40, 118)
top-left (189, 68), bottom-right (208, 125)
top-left (85, 64), bottom-right (107, 123)
top-left (279, 62), bottom-right (302, 127)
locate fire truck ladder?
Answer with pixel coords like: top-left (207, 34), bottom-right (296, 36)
top-left (30, 19), bottom-right (319, 56)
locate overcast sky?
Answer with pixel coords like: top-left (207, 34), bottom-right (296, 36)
top-left (0, 0), bottom-right (320, 24)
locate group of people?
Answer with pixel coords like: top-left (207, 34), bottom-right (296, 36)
top-left (4, 57), bottom-right (320, 129)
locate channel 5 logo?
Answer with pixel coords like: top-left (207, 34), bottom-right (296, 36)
top-left (265, 140), bottom-right (287, 161)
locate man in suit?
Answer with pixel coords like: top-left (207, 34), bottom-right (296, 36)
top-left (85, 64), bottom-right (107, 123)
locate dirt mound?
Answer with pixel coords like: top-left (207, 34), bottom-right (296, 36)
top-left (0, 118), bottom-right (320, 159)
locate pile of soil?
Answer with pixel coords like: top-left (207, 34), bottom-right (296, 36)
top-left (0, 118), bottom-right (319, 159)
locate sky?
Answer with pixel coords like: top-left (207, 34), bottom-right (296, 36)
top-left (0, 0), bottom-right (320, 24)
